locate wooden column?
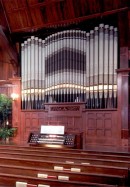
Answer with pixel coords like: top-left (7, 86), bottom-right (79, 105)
top-left (10, 77), bottom-right (21, 144)
top-left (117, 11), bottom-right (129, 147)
top-left (117, 69), bottom-right (129, 146)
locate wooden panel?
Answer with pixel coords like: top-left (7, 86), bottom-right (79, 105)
top-left (118, 12), bottom-right (129, 48)
top-left (96, 113), bottom-right (104, 118)
top-left (86, 0), bottom-right (100, 14)
top-left (46, 4), bottom-right (59, 23)
top-left (28, 0), bottom-right (41, 5)
top-left (2, 0), bottom-right (26, 12)
top-left (87, 129), bottom-right (95, 136)
top-left (25, 118), bottom-right (31, 128)
top-left (0, 3), bottom-right (8, 28)
top-left (27, 0), bottom-right (65, 6)
top-left (104, 119), bottom-right (112, 129)
top-left (7, 10), bottom-right (32, 31)
top-left (104, 113), bottom-right (111, 118)
top-left (96, 120), bottom-right (103, 129)
top-left (64, 0), bottom-right (75, 19)
top-left (105, 129), bottom-right (112, 137)
top-left (88, 118), bottom-right (95, 129)
top-left (84, 110), bottom-right (119, 148)
top-left (103, 0), bottom-right (128, 11)
top-left (32, 118), bottom-right (38, 128)
top-left (96, 129), bottom-right (104, 136)
top-left (30, 6), bottom-right (47, 25)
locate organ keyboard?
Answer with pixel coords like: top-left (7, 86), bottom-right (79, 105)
top-left (28, 132), bottom-right (76, 148)
top-left (37, 134), bottom-right (65, 145)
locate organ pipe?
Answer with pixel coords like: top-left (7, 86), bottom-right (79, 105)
top-left (48, 36), bottom-right (51, 103)
top-left (90, 30), bottom-right (94, 108)
top-left (38, 39), bottom-right (42, 108)
top-left (24, 41), bottom-right (27, 109)
top-left (21, 24), bottom-right (118, 109)
top-left (86, 33), bottom-right (90, 108)
top-left (99, 24), bottom-right (104, 108)
top-left (27, 38), bottom-right (31, 109)
top-left (72, 30), bottom-right (75, 102)
top-left (70, 30), bottom-right (72, 101)
top-left (94, 27), bottom-right (99, 108)
top-left (104, 25), bottom-right (109, 108)
top-left (113, 28), bottom-right (118, 107)
top-left (21, 43), bottom-right (25, 109)
top-left (83, 31), bottom-right (86, 102)
top-left (30, 36), bottom-right (35, 109)
top-left (67, 31), bottom-right (70, 102)
top-left (109, 26), bottom-right (114, 107)
top-left (41, 40), bottom-right (45, 105)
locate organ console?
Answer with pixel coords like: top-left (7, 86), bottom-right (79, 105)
top-left (28, 133), bottom-right (76, 148)
top-left (21, 23), bottom-right (118, 110)
top-left (28, 126), bottom-right (77, 148)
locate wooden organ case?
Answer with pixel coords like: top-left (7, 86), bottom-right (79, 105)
top-left (16, 20), bottom-right (124, 149)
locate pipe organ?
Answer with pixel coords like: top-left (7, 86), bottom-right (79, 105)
top-left (21, 23), bottom-right (118, 110)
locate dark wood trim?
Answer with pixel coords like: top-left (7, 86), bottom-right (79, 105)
top-left (116, 68), bottom-right (130, 73)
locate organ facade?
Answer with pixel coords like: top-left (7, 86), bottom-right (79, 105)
top-left (21, 24), bottom-right (118, 110)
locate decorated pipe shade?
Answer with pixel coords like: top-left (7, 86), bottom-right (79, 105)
top-left (21, 24), bottom-right (118, 109)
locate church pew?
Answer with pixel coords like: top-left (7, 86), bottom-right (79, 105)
top-left (0, 144), bottom-right (127, 155)
top-left (0, 150), bottom-right (130, 169)
top-left (0, 152), bottom-right (128, 185)
top-left (0, 146), bottom-right (128, 186)
top-left (0, 145), bottom-right (130, 169)
top-left (0, 155), bottom-right (128, 177)
top-left (0, 145), bottom-right (130, 163)
top-left (0, 145), bottom-right (129, 183)
top-left (1, 144), bottom-right (130, 157)
top-left (1, 148), bottom-right (130, 162)
top-left (0, 163), bottom-right (126, 186)
top-left (0, 173), bottom-right (119, 187)
top-left (0, 147), bottom-right (130, 164)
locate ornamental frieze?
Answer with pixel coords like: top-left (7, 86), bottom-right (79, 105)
top-left (50, 106), bottom-right (80, 111)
